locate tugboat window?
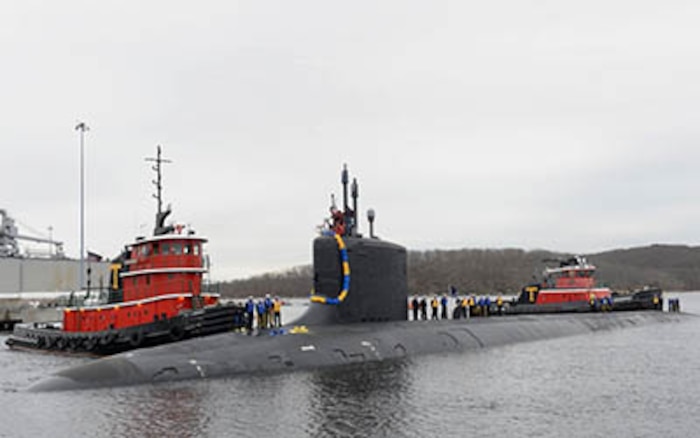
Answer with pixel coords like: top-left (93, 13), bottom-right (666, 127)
top-left (173, 243), bottom-right (182, 255)
top-left (184, 244), bottom-right (191, 255)
top-left (153, 243), bottom-right (160, 255)
top-left (162, 243), bottom-right (170, 255)
top-left (194, 244), bottom-right (200, 256)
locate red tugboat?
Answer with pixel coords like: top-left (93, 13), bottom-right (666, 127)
top-left (6, 147), bottom-right (245, 355)
top-left (510, 256), bottom-right (613, 313)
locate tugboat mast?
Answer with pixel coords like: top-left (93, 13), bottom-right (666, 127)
top-left (145, 145), bottom-right (172, 216)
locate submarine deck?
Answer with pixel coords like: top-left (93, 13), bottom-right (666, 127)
top-left (30, 310), bottom-right (688, 392)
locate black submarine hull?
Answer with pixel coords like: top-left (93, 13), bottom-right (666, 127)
top-left (30, 310), bottom-right (686, 392)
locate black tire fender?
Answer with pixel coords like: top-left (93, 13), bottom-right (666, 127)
top-left (45, 336), bottom-right (57, 349)
top-left (100, 331), bottom-right (117, 346)
top-left (84, 336), bottom-right (98, 351)
top-left (169, 324), bottom-right (185, 342)
top-left (129, 329), bottom-right (144, 348)
top-left (68, 337), bottom-right (82, 351)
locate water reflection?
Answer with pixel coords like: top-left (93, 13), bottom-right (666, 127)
top-left (306, 359), bottom-right (413, 437)
top-left (2, 294), bottom-right (700, 437)
top-left (104, 383), bottom-right (210, 438)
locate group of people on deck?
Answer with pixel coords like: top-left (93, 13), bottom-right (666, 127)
top-left (244, 294), bottom-right (283, 331)
top-left (409, 294), bottom-right (505, 320)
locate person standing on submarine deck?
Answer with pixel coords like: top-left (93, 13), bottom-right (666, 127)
top-left (256, 299), bottom-right (266, 329)
top-left (264, 294), bottom-right (273, 328)
top-left (411, 296), bottom-right (419, 321)
top-left (273, 296), bottom-right (282, 327)
top-left (245, 296), bottom-right (255, 331)
top-left (431, 296), bottom-right (439, 320)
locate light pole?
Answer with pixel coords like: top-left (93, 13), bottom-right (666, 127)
top-left (75, 121), bottom-right (89, 291)
top-left (48, 226), bottom-right (53, 257)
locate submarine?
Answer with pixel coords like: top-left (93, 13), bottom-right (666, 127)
top-left (29, 166), bottom-right (687, 392)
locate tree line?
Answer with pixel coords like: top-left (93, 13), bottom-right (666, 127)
top-left (214, 244), bottom-right (700, 298)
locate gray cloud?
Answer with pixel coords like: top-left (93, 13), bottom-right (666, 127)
top-left (2, 1), bottom-right (699, 280)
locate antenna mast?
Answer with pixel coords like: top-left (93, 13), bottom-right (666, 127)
top-left (145, 145), bottom-right (172, 215)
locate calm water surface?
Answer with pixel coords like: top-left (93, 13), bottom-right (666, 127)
top-left (0, 294), bottom-right (699, 438)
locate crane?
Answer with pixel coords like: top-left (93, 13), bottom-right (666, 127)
top-left (0, 209), bottom-right (65, 258)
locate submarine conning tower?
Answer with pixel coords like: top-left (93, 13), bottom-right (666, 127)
top-left (295, 165), bottom-right (408, 326)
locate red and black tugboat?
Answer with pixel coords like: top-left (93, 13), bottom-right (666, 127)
top-left (510, 256), bottom-right (613, 313)
top-left (509, 255), bottom-right (664, 313)
top-left (6, 147), bottom-right (245, 355)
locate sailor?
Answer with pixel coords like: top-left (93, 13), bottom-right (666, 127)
top-left (245, 296), bottom-right (255, 331)
top-left (440, 295), bottom-right (448, 319)
top-left (410, 295), bottom-right (419, 321)
top-left (264, 294), bottom-right (273, 329)
top-left (484, 296), bottom-right (491, 317)
top-left (453, 297), bottom-right (462, 319)
top-left (467, 295), bottom-right (475, 318)
top-left (673, 298), bottom-right (680, 312)
top-left (330, 206), bottom-right (346, 236)
top-left (419, 297), bottom-right (428, 320)
top-left (273, 297), bottom-right (282, 327)
top-left (430, 296), bottom-right (439, 320)
top-left (589, 293), bottom-right (597, 310)
top-left (496, 295), bottom-right (504, 315)
top-left (256, 300), bottom-right (266, 329)
top-left (461, 296), bottom-right (469, 318)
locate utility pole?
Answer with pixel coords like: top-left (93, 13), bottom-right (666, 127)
top-left (48, 226), bottom-right (53, 257)
top-left (75, 121), bottom-right (89, 291)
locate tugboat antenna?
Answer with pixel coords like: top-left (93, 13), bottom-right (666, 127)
top-left (145, 145), bottom-right (172, 216)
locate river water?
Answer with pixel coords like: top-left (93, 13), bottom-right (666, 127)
top-left (0, 293), bottom-right (698, 438)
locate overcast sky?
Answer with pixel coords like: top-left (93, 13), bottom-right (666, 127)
top-left (2, 1), bottom-right (699, 280)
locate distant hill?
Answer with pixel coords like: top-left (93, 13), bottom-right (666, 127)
top-left (214, 244), bottom-right (700, 298)
top-left (590, 244), bottom-right (700, 291)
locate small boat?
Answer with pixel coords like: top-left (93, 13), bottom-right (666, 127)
top-left (611, 286), bottom-right (664, 311)
top-left (509, 256), bottom-right (613, 313)
top-left (6, 147), bottom-right (245, 355)
top-left (509, 256), bottom-right (664, 314)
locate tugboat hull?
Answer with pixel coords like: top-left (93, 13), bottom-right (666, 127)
top-left (6, 304), bottom-right (245, 356)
